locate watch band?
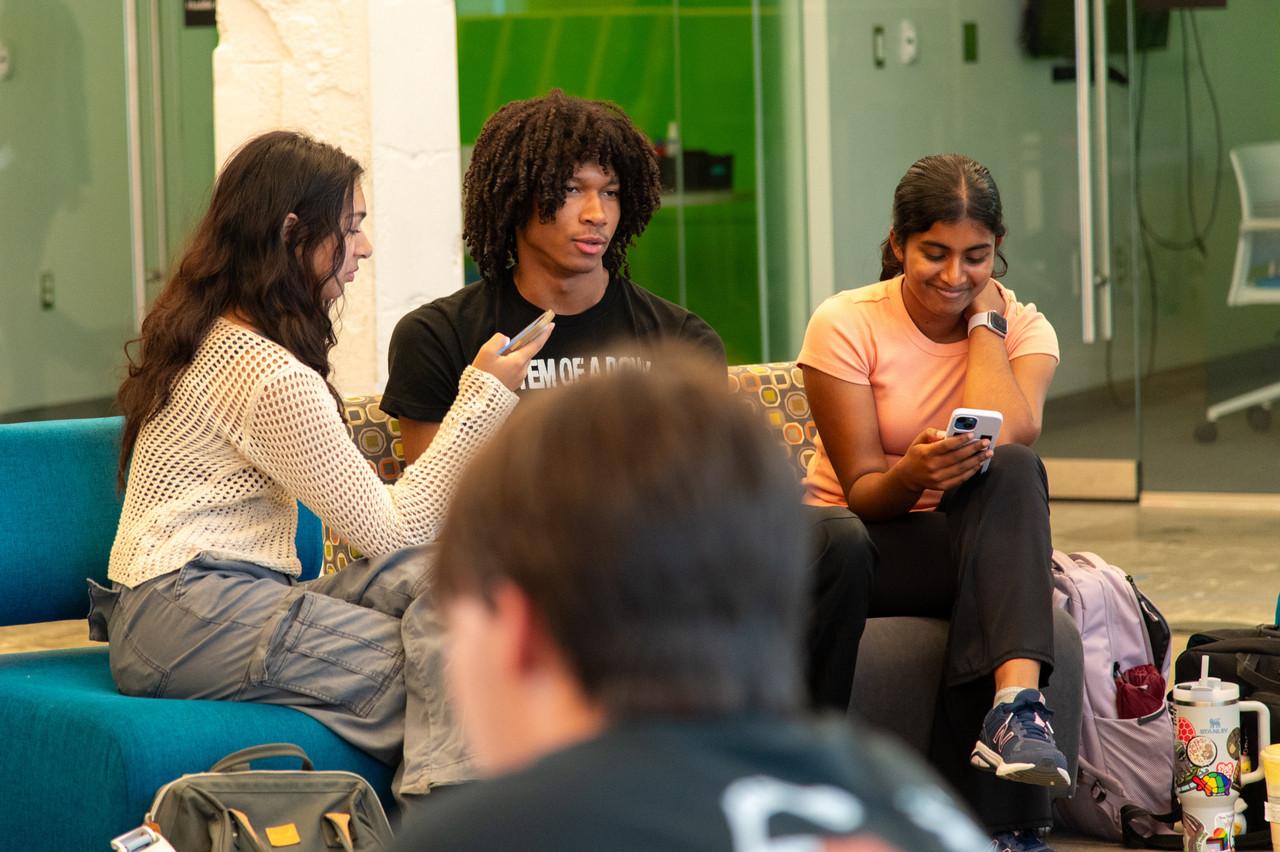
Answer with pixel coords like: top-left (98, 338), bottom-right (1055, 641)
top-left (967, 310), bottom-right (1007, 339)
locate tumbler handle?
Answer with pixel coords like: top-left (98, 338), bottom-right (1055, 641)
top-left (1241, 699), bottom-right (1272, 786)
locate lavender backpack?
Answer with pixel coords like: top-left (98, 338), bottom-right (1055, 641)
top-left (1051, 550), bottom-right (1176, 840)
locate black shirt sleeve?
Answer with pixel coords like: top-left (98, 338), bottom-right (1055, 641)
top-left (381, 305), bottom-right (468, 422)
top-left (678, 313), bottom-right (727, 367)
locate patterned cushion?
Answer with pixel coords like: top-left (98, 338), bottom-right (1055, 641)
top-left (726, 362), bottom-right (817, 481)
top-left (322, 396), bottom-right (405, 575)
top-left (324, 363), bottom-right (816, 572)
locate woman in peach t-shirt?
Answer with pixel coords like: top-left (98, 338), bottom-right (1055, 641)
top-left (798, 155), bottom-right (1061, 850)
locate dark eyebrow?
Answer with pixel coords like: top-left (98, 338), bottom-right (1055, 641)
top-left (346, 211), bottom-right (367, 224)
top-left (920, 240), bottom-right (991, 253)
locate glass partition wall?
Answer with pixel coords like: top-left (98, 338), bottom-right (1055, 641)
top-left (813, 0), bottom-right (1280, 499)
top-left (1122, 0), bottom-right (1280, 495)
top-left (0, 0), bottom-right (136, 421)
top-left (0, 0), bottom-right (215, 423)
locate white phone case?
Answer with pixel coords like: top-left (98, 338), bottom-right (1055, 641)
top-left (946, 407), bottom-right (1003, 474)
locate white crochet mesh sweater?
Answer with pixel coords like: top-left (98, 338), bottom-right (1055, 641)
top-left (108, 317), bottom-right (518, 588)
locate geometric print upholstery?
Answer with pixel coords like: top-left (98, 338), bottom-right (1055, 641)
top-left (323, 363), bottom-right (816, 572)
top-left (725, 362), bottom-right (817, 482)
top-left (321, 395), bottom-right (405, 574)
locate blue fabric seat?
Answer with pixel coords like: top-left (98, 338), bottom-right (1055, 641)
top-left (0, 648), bottom-right (393, 848)
top-left (0, 416), bottom-right (392, 849)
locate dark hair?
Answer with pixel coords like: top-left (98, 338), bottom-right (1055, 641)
top-left (879, 153), bottom-right (1008, 281)
top-left (462, 88), bottom-right (662, 282)
top-left (435, 347), bottom-right (806, 718)
top-left (116, 130), bottom-right (362, 486)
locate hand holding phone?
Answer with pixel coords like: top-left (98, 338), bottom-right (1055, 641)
top-left (472, 311), bottom-right (555, 391)
top-left (945, 407), bottom-right (1003, 474)
top-left (498, 309), bottom-right (555, 355)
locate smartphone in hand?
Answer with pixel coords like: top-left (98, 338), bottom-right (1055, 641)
top-left (498, 309), bottom-right (555, 356)
top-left (946, 407), bottom-right (1002, 474)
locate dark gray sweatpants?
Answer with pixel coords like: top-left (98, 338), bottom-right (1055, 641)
top-left (87, 547), bottom-right (468, 798)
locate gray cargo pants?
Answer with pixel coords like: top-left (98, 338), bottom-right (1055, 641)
top-left (86, 547), bottom-right (469, 798)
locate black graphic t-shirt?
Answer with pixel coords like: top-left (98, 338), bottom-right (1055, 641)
top-left (382, 274), bottom-right (726, 422)
top-left (391, 716), bottom-right (989, 852)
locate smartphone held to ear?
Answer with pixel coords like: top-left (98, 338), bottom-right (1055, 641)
top-left (498, 309), bottom-right (555, 355)
top-left (946, 407), bottom-right (1002, 474)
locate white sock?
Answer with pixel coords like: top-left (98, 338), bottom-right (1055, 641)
top-left (993, 686), bottom-right (1031, 709)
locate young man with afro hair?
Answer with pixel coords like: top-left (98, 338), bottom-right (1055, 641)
top-left (383, 90), bottom-right (725, 462)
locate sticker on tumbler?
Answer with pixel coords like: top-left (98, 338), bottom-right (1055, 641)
top-left (1227, 727), bottom-right (1241, 760)
top-left (1188, 736), bottom-right (1218, 767)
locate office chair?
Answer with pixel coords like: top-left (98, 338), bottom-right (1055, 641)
top-left (1193, 141), bottom-right (1280, 443)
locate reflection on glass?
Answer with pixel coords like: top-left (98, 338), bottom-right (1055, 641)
top-left (0, 0), bottom-right (133, 422)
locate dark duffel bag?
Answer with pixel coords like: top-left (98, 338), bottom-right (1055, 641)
top-left (114, 743), bottom-right (393, 852)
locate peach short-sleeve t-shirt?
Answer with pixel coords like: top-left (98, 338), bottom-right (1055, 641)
top-left (797, 276), bottom-right (1059, 511)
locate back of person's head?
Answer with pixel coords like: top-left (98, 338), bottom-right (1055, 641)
top-left (436, 348), bottom-right (806, 718)
top-left (462, 88), bottom-right (662, 283)
top-left (116, 130), bottom-right (362, 485)
top-left (879, 153), bottom-right (1008, 280)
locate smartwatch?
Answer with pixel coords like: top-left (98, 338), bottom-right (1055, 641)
top-left (967, 310), bottom-right (1007, 339)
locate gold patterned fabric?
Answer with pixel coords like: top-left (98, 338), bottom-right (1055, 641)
top-left (324, 363), bottom-right (816, 573)
top-left (322, 396), bottom-right (406, 574)
top-left (725, 362), bottom-right (816, 481)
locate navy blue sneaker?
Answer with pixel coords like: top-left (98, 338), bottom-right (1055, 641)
top-left (989, 829), bottom-right (1054, 852)
top-left (970, 689), bottom-right (1070, 787)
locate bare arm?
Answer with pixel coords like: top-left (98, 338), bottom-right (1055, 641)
top-left (961, 288), bottom-right (1057, 445)
top-left (803, 366), bottom-right (990, 522)
top-left (399, 417), bottom-right (442, 466)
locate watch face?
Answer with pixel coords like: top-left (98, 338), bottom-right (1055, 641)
top-left (991, 312), bottom-right (1008, 334)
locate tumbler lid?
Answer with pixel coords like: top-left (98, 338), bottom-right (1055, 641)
top-left (1173, 655), bottom-right (1240, 704)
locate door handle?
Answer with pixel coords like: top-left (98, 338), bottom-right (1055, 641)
top-left (1074, 0), bottom-right (1115, 344)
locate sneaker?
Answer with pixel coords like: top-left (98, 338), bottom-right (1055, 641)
top-left (970, 688), bottom-right (1070, 787)
top-left (989, 829), bottom-right (1054, 852)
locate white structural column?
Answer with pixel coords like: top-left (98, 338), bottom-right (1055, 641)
top-left (213, 0), bottom-right (463, 394)
top-left (800, 0), bottom-right (834, 310)
top-left (368, 0), bottom-right (464, 386)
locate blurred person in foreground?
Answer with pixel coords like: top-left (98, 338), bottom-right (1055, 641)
top-left (392, 346), bottom-right (989, 852)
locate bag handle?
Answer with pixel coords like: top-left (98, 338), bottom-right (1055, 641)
top-left (1237, 654), bottom-right (1280, 695)
top-left (208, 743), bottom-right (315, 774)
top-left (1190, 638), bottom-right (1280, 656)
top-left (1182, 638), bottom-right (1280, 693)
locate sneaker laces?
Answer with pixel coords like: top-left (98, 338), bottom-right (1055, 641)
top-left (1004, 696), bottom-right (1056, 744)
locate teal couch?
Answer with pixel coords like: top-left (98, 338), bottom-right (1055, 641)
top-left (0, 416), bottom-right (394, 850)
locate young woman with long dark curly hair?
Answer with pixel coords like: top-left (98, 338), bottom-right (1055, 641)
top-left (90, 130), bottom-right (550, 801)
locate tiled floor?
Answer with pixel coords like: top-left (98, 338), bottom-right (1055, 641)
top-left (3, 498), bottom-right (1277, 850)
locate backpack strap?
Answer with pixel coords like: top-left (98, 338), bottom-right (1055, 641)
top-left (1119, 804), bottom-right (1180, 849)
top-left (1120, 804), bottom-right (1275, 850)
